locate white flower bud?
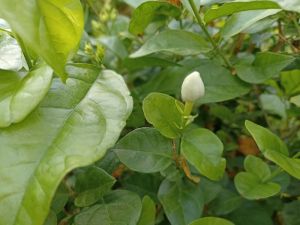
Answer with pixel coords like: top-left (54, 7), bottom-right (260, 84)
top-left (181, 71), bottom-right (205, 102)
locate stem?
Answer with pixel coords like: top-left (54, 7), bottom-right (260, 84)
top-left (293, 151), bottom-right (300, 159)
top-left (291, 15), bottom-right (300, 38)
top-left (183, 101), bottom-right (194, 117)
top-left (187, 0), bottom-right (232, 69)
top-left (181, 157), bottom-right (200, 183)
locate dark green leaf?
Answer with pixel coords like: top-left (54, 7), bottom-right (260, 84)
top-left (189, 217), bottom-right (234, 225)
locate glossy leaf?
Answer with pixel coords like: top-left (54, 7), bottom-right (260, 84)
top-left (74, 190), bottom-right (142, 225)
top-left (114, 128), bottom-right (173, 173)
top-left (129, 1), bottom-right (181, 35)
top-left (74, 167), bottom-right (116, 207)
top-left (143, 93), bottom-right (184, 138)
top-left (0, 65), bottom-right (53, 127)
top-left (236, 52), bottom-right (295, 84)
top-left (0, 65), bottom-right (133, 225)
top-left (137, 196), bottom-right (156, 225)
top-left (204, 1), bottom-right (280, 22)
top-left (130, 30), bottom-right (211, 58)
top-left (234, 156), bottom-right (281, 200)
top-left (181, 128), bottom-right (226, 181)
top-left (189, 217), bottom-right (234, 225)
top-left (0, 33), bottom-right (23, 71)
top-left (221, 9), bottom-right (281, 39)
top-left (158, 179), bottom-right (204, 225)
top-left (245, 121), bottom-right (300, 179)
top-left (0, 0), bottom-right (84, 80)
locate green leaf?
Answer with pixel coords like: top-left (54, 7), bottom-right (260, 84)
top-left (0, 33), bottom-right (23, 71)
top-left (275, 0), bottom-right (300, 13)
top-left (129, 1), bottom-right (181, 35)
top-left (0, 65), bottom-right (53, 127)
top-left (0, 65), bottom-right (133, 225)
top-left (0, 0), bottom-right (84, 80)
top-left (204, 1), bottom-right (280, 22)
top-left (281, 70), bottom-right (300, 96)
top-left (236, 52), bottom-right (294, 84)
top-left (290, 95), bottom-right (300, 107)
top-left (122, 0), bottom-right (148, 8)
top-left (181, 128), bottom-right (226, 181)
top-left (158, 179), bottom-right (204, 225)
top-left (130, 30), bottom-right (211, 58)
top-left (137, 196), bottom-right (156, 225)
top-left (143, 93), bottom-right (184, 138)
top-left (259, 94), bottom-right (286, 118)
top-left (139, 59), bottom-right (250, 104)
top-left (282, 201), bottom-right (300, 225)
top-left (221, 9), bottom-right (281, 40)
top-left (189, 217), bottom-right (234, 225)
top-left (245, 121), bottom-right (300, 179)
top-left (74, 190), bottom-right (142, 225)
top-left (114, 128), bottom-right (173, 173)
top-left (74, 167), bottom-right (116, 207)
top-left (234, 156), bottom-right (281, 200)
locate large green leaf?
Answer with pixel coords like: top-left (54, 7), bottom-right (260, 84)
top-left (143, 93), bottom-right (184, 139)
top-left (138, 59), bottom-right (250, 104)
top-left (0, 64), bottom-right (133, 225)
top-left (129, 1), bottom-right (181, 35)
top-left (221, 9), bottom-right (281, 39)
top-left (0, 64), bottom-right (53, 127)
top-left (234, 156), bottom-right (281, 200)
top-left (245, 121), bottom-right (300, 179)
top-left (74, 190), bottom-right (142, 225)
top-left (181, 128), bottom-right (226, 181)
top-left (130, 30), bottom-right (211, 58)
top-left (189, 217), bottom-right (234, 225)
top-left (0, 0), bottom-right (84, 81)
top-left (204, 1), bottom-right (280, 22)
top-left (236, 52), bottom-right (295, 84)
top-left (0, 33), bottom-right (23, 71)
top-left (114, 128), bottom-right (174, 173)
top-left (158, 179), bottom-right (204, 225)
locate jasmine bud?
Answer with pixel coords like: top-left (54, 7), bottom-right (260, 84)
top-left (181, 71), bottom-right (205, 102)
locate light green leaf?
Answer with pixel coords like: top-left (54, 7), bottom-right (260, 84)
top-left (122, 0), bottom-right (148, 8)
top-left (275, 0), bottom-right (300, 13)
top-left (74, 190), bottom-right (142, 225)
top-left (158, 179), bottom-right (204, 225)
top-left (189, 217), bottom-right (234, 225)
top-left (130, 30), bottom-right (211, 58)
top-left (0, 65), bottom-right (133, 225)
top-left (114, 128), bottom-right (173, 173)
top-left (0, 64), bottom-right (53, 127)
top-left (221, 9), bottom-right (281, 40)
top-left (290, 95), bottom-right (300, 107)
top-left (0, 33), bottom-right (23, 71)
top-left (129, 1), bottom-right (181, 35)
top-left (74, 167), bottom-right (116, 207)
top-left (181, 128), bottom-right (226, 181)
top-left (281, 70), bottom-right (300, 96)
top-left (259, 94), bottom-right (286, 118)
top-left (236, 52), bottom-right (295, 84)
top-left (245, 121), bottom-right (300, 179)
top-left (234, 156), bottom-right (281, 200)
top-left (143, 93), bottom-right (184, 138)
top-left (0, 0), bottom-right (84, 81)
top-left (204, 1), bottom-right (280, 22)
top-left (137, 196), bottom-right (156, 225)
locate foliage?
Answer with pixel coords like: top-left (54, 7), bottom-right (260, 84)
top-left (0, 0), bottom-right (299, 225)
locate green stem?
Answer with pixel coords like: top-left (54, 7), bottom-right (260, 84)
top-left (263, 167), bottom-right (283, 183)
top-left (183, 101), bottom-right (194, 117)
top-left (291, 15), bottom-right (300, 38)
top-left (187, 0), bottom-right (232, 69)
top-left (293, 151), bottom-right (300, 159)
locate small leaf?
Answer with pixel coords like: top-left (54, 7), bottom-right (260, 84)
top-left (158, 179), bottom-right (204, 225)
top-left (281, 70), bottom-right (300, 96)
top-left (290, 95), bottom-right (300, 107)
top-left (181, 128), bottom-right (226, 181)
top-left (0, 64), bottom-right (53, 127)
top-left (204, 1), bottom-right (280, 22)
top-left (189, 217), bottom-right (234, 225)
top-left (129, 1), bottom-right (181, 35)
top-left (114, 128), bottom-right (173, 173)
top-left (130, 30), bottom-right (211, 58)
top-left (259, 94), bottom-right (286, 118)
top-left (143, 93), bottom-right (184, 138)
top-left (236, 52), bottom-right (295, 84)
top-left (74, 190), bottom-right (142, 225)
top-left (74, 167), bottom-right (116, 207)
top-left (234, 156), bottom-right (281, 200)
top-left (137, 196), bottom-right (156, 225)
